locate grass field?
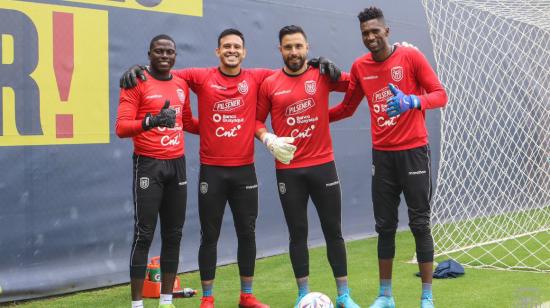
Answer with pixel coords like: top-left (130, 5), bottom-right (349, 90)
top-left (439, 231), bottom-right (550, 271)
top-left (5, 231), bottom-right (550, 307)
top-left (432, 206), bottom-right (550, 272)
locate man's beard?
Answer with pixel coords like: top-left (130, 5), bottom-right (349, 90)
top-left (284, 55), bottom-right (306, 72)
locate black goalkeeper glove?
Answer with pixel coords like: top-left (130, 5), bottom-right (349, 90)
top-left (119, 65), bottom-right (147, 89)
top-left (142, 100), bottom-right (176, 131)
top-left (308, 57), bottom-right (341, 82)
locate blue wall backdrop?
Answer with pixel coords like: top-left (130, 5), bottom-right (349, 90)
top-left (0, 0), bottom-right (442, 302)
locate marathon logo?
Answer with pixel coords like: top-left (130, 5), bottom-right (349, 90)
top-left (408, 170), bottom-right (427, 175)
top-left (286, 98), bottom-right (315, 116)
top-left (372, 87), bottom-right (393, 104)
top-left (213, 98), bottom-right (243, 112)
top-left (325, 180), bottom-right (339, 187)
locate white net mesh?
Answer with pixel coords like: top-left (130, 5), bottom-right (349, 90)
top-left (421, 0), bottom-right (550, 272)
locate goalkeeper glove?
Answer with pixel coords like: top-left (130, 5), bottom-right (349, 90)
top-left (262, 133), bottom-right (297, 165)
top-left (307, 57), bottom-right (341, 82)
top-left (386, 83), bottom-right (420, 117)
top-left (120, 65), bottom-right (147, 89)
top-left (142, 100), bottom-right (176, 131)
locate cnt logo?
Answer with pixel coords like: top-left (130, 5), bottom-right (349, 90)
top-left (286, 98), bottom-right (315, 116)
top-left (213, 98), bottom-right (243, 112)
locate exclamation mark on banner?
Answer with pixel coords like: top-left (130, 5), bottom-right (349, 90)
top-left (53, 12), bottom-right (74, 139)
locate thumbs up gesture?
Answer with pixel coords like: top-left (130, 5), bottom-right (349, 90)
top-left (142, 100), bottom-right (176, 130)
top-left (386, 83), bottom-right (420, 117)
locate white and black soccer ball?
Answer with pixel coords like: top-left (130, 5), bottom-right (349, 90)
top-left (297, 292), bottom-right (334, 308)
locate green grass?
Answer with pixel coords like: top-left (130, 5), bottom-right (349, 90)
top-left (441, 231), bottom-right (550, 271)
top-left (433, 206), bottom-right (550, 248)
top-left (5, 231), bottom-right (550, 307)
top-left (432, 206), bottom-right (550, 271)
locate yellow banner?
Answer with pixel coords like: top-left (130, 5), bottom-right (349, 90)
top-left (62, 0), bottom-right (202, 16)
top-left (0, 1), bottom-right (109, 146)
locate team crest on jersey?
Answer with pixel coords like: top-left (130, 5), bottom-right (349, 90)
top-left (139, 177), bottom-right (149, 189)
top-left (304, 80), bottom-right (316, 95)
top-left (176, 89), bottom-right (186, 103)
top-left (278, 182), bottom-right (286, 195)
top-left (200, 182), bottom-right (208, 194)
top-left (238, 80), bottom-right (249, 95)
top-left (391, 66), bottom-right (404, 82)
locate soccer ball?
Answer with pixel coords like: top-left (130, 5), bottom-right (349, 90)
top-left (297, 292), bottom-right (334, 308)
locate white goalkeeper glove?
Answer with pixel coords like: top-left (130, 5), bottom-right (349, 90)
top-left (395, 41), bottom-right (418, 50)
top-left (262, 133), bottom-right (297, 165)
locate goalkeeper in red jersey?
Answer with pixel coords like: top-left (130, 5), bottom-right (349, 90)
top-left (116, 34), bottom-right (195, 308)
top-left (255, 25), bottom-right (359, 308)
top-left (329, 7), bottom-right (448, 308)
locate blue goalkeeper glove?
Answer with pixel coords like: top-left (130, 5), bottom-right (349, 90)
top-left (386, 83), bottom-right (420, 117)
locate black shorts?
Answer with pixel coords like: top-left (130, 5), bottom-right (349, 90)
top-left (372, 145), bottom-right (432, 234)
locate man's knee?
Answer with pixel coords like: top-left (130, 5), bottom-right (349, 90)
top-left (134, 225), bottom-right (155, 247)
top-left (377, 228), bottom-right (397, 259)
top-left (161, 227), bottom-right (183, 247)
top-left (410, 224), bottom-right (434, 262)
top-left (200, 227), bottom-right (222, 246)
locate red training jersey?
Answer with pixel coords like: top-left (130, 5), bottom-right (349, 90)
top-left (329, 46), bottom-right (447, 151)
top-left (256, 66), bottom-right (349, 169)
top-left (116, 70), bottom-right (194, 159)
top-left (173, 67), bottom-right (273, 166)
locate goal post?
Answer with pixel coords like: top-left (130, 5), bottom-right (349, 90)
top-left (421, 0), bottom-right (550, 272)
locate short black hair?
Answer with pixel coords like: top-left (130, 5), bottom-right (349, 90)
top-left (278, 25), bottom-right (307, 44)
top-left (149, 34), bottom-right (176, 51)
top-left (358, 6), bottom-right (385, 24)
top-left (218, 28), bottom-right (245, 47)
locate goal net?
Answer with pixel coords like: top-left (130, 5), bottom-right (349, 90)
top-left (421, 0), bottom-right (550, 272)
